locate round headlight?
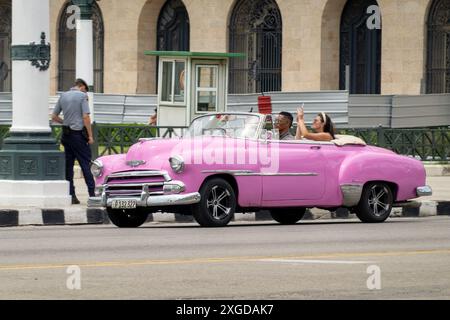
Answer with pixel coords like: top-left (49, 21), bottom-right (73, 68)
top-left (90, 160), bottom-right (104, 178)
top-left (169, 155), bottom-right (185, 173)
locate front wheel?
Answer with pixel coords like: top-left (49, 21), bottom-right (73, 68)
top-left (193, 178), bottom-right (236, 227)
top-left (355, 182), bottom-right (393, 223)
top-left (107, 208), bottom-right (149, 228)
top-left (270, 208), bottom-right (306, 225)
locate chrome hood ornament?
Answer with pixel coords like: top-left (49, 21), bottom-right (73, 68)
top-left (126, 160), bottom-right (146, 168)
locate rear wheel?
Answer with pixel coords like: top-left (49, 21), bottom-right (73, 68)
top-left (270, 208), bottom-right (306, 225)
top-left (107, 208), bottom-right (149, 228)
top-left (193, 178), bottom-right (236, 227)
top-left (355, 182), bottom-right (393, 223)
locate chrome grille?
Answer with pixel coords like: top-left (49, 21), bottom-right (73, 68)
top-left (104, 171), bottom-right (170, 198)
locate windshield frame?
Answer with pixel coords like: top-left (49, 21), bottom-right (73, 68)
top-left (186, 112), bottom-right (265, 140)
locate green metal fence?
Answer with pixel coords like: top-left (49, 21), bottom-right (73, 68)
top-left (92, 124), bottom-right (185, 158)
top-left (339, 127), bottom-right (450, 162)
top-left (0, 124), bottom-right (186, 160)
top-left (0, 124), bottom-right (449, 162)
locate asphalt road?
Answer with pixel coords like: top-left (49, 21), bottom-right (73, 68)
top-left (0, 216), bottom-right (449, 300)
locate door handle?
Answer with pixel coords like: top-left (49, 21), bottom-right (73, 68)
top-left (310, 146), bottom-right (321, 150)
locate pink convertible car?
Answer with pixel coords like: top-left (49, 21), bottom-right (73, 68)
top-left (88, 113), bottom-right (432, 228)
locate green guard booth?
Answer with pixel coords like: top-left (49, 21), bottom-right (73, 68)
top-left (144, 51), bottom-right (245, 127)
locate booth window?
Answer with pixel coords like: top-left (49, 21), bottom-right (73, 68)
top-left (161, 60), bottom-right (186, 104)
top-left (196, 65), bottom-right (218, 112)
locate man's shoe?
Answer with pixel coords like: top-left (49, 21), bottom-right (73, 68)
top-left (72, 196), bottom-right (80, 205)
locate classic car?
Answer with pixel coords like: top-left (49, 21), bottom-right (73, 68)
top-left (88, 112), bottom-right (432, 228)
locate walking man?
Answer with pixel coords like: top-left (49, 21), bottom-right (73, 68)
top-left (51, 79), bottom-right (95, 204)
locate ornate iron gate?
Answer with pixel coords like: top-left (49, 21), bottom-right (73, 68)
top-left (340, 0), bottom-right (381, 94)
top-left (58, 1), bottom-right (104, 92)
top-left (426, 0), bottom-right (450, 93)
top-left (156, 0), bottom-right (190, 87)
top-left (157, 0), bottom-right (190, 52)
top-left (229, 0), bottom-right (282, 94)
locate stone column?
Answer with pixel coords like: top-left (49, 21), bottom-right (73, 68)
top-left (0, 0), bottom-right (70, 207)
top-left (72, 0), bottom-right (95, 119)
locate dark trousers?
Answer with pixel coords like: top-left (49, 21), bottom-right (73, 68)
top-left (61, 131), bottom-right (95, 197)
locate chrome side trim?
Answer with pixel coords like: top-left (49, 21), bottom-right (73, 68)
top-left (201, 170), bottom-right (318, 177)
top-left (201, 170), bottom-right (254, 175)
top-left (416, 186), bottom-right (432, 197)
top-left (238, 172), bottom-right (319, 177)
top-left (340, 184), bottom-right (364, 207)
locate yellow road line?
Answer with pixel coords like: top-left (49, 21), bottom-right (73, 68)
top-left (1, 248), bottom-right (449, 271)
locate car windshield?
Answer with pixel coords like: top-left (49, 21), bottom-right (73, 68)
top-left (185, 114), bottom-right (261, 139)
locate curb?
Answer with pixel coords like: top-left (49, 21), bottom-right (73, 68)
top-left (0, 208), bottom-right (108, 227)
top-left (0, 201), bottom-right (449, 227)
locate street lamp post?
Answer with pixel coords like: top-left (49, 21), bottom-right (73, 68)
top-left (0, 0), bottom-right (70, 207)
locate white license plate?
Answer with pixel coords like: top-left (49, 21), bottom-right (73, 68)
top-left (111, 200), bottom-right (137, 209)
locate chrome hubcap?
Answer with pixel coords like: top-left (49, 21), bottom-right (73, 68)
top-left (206, 186), bottom-right (231, 220)
top-left (368, 185), bottom-right (391, 217)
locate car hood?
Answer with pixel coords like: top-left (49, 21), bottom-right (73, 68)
top-left (366, 145), bottom-right (396, 155)
top-left (121, 136), bottom-right (241, 171)
top-left (121, 138), bottom-right (182, 170)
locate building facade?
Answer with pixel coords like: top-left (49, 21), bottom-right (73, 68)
top-left (0, 0), bottom-right (449, 96)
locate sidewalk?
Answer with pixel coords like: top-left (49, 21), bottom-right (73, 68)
top-left (1, 165), bottom-right (449, 227)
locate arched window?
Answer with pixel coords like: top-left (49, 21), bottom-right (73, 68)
top-left (340, 0), bottom-right (381, 94)
top-left (229, 0), bottom-right (282, 94)
top-left (426, 0), bottom-right (450, 93)
top-left (0, 0), bottom-right (11, 92)
top-left (58, 1), bottom-right (104, 92)
top-left (157, 0), bottom-right (190, 52)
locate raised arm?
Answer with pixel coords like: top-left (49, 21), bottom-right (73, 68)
top-left (295, 107), bottom-right (333, 141)
top-left (295, 107), bottom-right (308, 139)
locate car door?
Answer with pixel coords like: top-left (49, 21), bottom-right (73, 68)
top-left (261, 140), bottom-right (327, 202)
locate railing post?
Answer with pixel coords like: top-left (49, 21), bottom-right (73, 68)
top-left (377, 125), bottom-right (385, 148)
top-left (91, 121), bottom-right (99, 160)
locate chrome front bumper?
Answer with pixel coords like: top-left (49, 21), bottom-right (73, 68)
top-left (88, 171), bottom-right (201, 209)
top-left (416, 186), bottom-right (432, 197)
top-left (88, 192), bottom-right (201, 208)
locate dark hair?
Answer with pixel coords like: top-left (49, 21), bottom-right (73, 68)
top-left (279, 112), bottom-right (293, 127)
top-left (75, 78), bottom-right (89, 92)
top-left (318, 113), bottom-right (335, 139)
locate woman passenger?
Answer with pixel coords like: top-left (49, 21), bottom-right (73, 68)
top-left (295, 107), bottom-right (335, 141)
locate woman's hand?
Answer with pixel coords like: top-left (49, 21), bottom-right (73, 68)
top-left (297, 107), bottom-right (304, 122)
